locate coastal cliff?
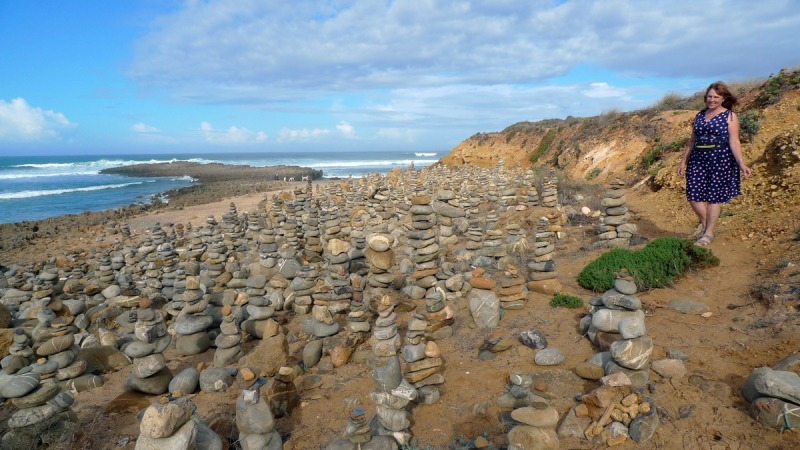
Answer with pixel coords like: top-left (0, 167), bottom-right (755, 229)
top-left (440, 68), bottom-right (800, 239)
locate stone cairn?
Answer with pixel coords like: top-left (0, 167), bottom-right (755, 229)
top-left (214, 305), bottom-right (244, 367)
top-left (365, 234), bottom-right (394, 291)
top-left (370, 355), bottom-right (416, 446)
top-left (235, 385), bottom-right (283, 449)
top-left (581, 269), bottom-right (651, 388)
top-left (598, 178), bottom-right (637, 247)
top-left (135, 397), bottom-right (222, 450)
top-left (125, 307), bottom-right (172, 395)
top-left (496, 264), bottom-right (526, 311)
top-left (174, 276), bottom-right (213, 356)
top-left (371, 296), bottom-right (400, 363)
top-left (402, 315), bottom-right (444, 405)
top-left (541, 170), bottom-right (559, 207)
top-left (2, 386), bottom-right (76, 450)
top-left (505, 379), bottom-right (560, 449)
top-left (743, 361), bottom-right (800, 431)
top-left (467, 268), bottom-right (500, 330)
top-left (527, 218), bottom-right (559, 295)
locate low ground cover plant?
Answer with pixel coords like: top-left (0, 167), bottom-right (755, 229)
top-left (577, 237), bottom-right (719, 291)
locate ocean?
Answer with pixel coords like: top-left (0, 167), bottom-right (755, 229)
top-left (0, 150), bottom-right (440, 224)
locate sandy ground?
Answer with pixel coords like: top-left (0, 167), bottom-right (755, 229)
top-left (3, 180), bottom-right (800, 450)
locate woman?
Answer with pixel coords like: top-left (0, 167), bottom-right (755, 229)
top-left (677, 81), bottom-right (752, 247)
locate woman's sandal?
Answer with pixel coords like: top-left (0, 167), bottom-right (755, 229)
top-left (695, 234), bottom-right (715, 247)
top-left (690, 223), bottom-right (706, 239)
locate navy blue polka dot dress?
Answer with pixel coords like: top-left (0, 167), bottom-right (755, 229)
top-left (686, 109), bottom-right (741, 203)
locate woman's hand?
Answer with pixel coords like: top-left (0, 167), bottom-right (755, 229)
top-left (677, 160), bottom-right (687, 177)
top-left (739, 161), bottom-right (752, 178)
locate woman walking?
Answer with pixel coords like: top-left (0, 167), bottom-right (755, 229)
top-left (677, 81), bottom-right (752, 247)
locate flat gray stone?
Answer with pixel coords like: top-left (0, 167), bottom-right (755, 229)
top-left (667, 298), bottom-right (708, 313)
top-left (534, 348), bottom-right (565, 366)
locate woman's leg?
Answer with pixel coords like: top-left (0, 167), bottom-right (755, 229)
top-left (689, 201), bottom-right (708, 230)
top-left (704, 203), bottom-right (721, 236)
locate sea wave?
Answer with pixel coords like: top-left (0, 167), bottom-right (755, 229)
top-left (0, 182), bottom-right (144, 199)
top-left (414, 152), bottom-right (437, 156)
top-left (306, 159), bottom-right (438, 168)
top-left (6, 158), bottom-right (217, 179)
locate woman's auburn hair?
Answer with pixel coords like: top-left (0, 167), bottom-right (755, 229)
top-left (706, 81), bottom-right (739, 110)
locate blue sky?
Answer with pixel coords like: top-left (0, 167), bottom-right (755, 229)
top-left (1, 0), bottom-right (798, 156)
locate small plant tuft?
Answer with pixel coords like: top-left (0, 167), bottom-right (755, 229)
top-left (587, 168), bottom-right (602, 180)
top-left (739, 109), bottom-right (761, 142)
top-left (550, 294), bottom-right (584, 308)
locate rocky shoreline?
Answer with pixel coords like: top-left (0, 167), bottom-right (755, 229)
top-left (0, 162), bottom-right (321, 252)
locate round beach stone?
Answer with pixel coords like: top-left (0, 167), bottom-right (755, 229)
top-left (139, 397), bottom-right (195, 439)
top-left (507, 425), bottom-right (560, 450)
top-left (511, 405), bottom-right (560, 428)
top-left (36, 334), bottom-right (75, 357)
top-left (614, 278), bottom-right (637, 295)
top-left (1, 372), bottom-right (40, 398)
top-left (126, 367), bottom-right (172, 395)
top-left (575, 362), bottom-right (605, 380)
top-left (132, 353), bottom-right (167, 379)
top-left (61, 373), bottom-right (105, 392)
top-left (519, 328), bottom-right (548, 350)
top-left (136, 415), bottom-right (199, 450)
top-left (610, 335), bottom-right (653, 370)
top-left (175, 314), bottom-right (213, 335)
top-left (11, 380), bottom-right (59, 408)
top-left (176, 332), bottom-right (212, 356)
top-left (57, 358), bottom-right (87, 381)
top-left (651, 359), bottom-right (687, 379)
top-left (367, 235), bottom-right (391, 252)
top-left (169, 368), bottom-right (200, 396)
top-left (215, 332), bottom-right (242, 349)
top-left (199, 368), bottom-right (234, 393)
top-left (214, 346), bottom-right (244, 367)
top-left (534, 349), bottom-right (565, 366)
top-left (8, 403), bottom-right (58, 429)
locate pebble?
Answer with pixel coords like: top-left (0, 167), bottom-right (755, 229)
top-left (199, 368), bottom-right (235, 393)
top-left (511, 405), bottom-right (559, 428)
top-left (575, 362), bottom-right (605, 380)
top-left (139, 397), bottom-right (194, 439)
top-left (169, 368), bottom-right (200, 396)
top-left (534, 349), bottom-right (564, 366)
top-left (519, 328), bottom-right (548, 350)
top-left (667, 298), bottom-right (708, 314)
top-left (651, 359), bottom-right (687, 379)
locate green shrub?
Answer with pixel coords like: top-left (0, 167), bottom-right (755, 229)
top-left (739, 110), bottom-right (761, 142)
top-left (577, 237), bottom-right (720, 291)
top-left (550, 294), bottom-right (584, 308)
top-left (644, 136), bottom-right (689, 168)
top-left (587, 168), bottom-right (602, 180)
top-left (529, 129), bottom-right (557, 163)
top-left (758, 73), bottom-right (784, 105)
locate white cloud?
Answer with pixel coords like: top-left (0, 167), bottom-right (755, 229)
top-left (132, 122), bottom-right (160, 133)
top-left (336, 121), bottom-right (356, 138)
top-left (0, 98), bottom-right (76, 141)
top-left (277, 127), bottom-right (331, 142)
top-left (129, 0), bottom-right (800, 104)
top-left (583, 82), bottom-right (627, 99)
top-left (199, 121), bottom-right (268, 144)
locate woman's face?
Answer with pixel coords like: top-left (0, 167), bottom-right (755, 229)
top-left (706, 89), bottom-right (723, 109)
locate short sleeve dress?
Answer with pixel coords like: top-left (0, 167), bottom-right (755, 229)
top-left (686, 109), bottom-right (741, 203)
